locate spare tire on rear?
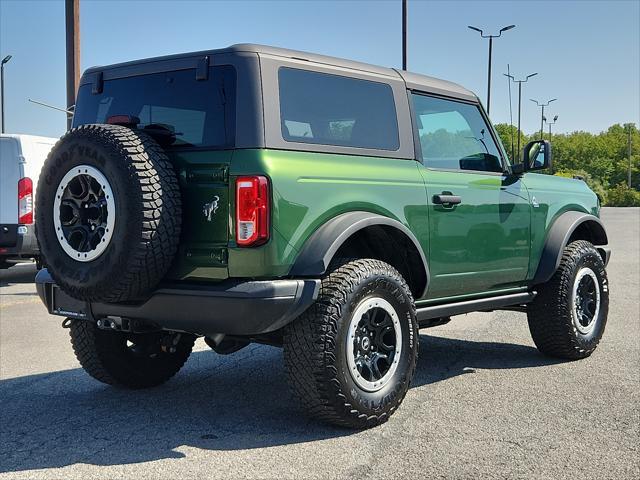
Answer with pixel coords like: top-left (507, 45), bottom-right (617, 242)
top-left (36, 124), bottom-right (181, 303)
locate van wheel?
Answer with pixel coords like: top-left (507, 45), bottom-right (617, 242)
top-left (69, 319), bottom-right (195, 388)
top-left (528, 240), bottom-right (609, 359)
top-left (283, 259), bottom-right (418, 428)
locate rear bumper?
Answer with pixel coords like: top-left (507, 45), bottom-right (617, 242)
top-left (35, 269), bottom-right (320, 336)
top-left (0, 224), bottom-right (38, 259)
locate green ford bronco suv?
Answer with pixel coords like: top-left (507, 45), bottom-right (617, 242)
top-left (35, 44), bottom-right (610, 428)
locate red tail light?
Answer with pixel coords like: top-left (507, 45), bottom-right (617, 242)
top-left (18, 177), bottom-right (33, 225)
top-left (236, 176), bottom-right (270, 247)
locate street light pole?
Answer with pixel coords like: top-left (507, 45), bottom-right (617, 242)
top-left (531, 98), bottom-right (557, 140)
top-left (545, 114), bottom-right (558, 140)
top-left (487, 36), bottom-right (492, 112)
top-left (468, 24), bottom-right (515, 115)
top-left (506, 64), bottom-right (514, 161)
top-left (504, 72), bottom-right (537, 162)
top-left (1, 55), bottom-right (12, 134)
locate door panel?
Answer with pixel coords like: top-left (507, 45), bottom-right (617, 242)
top-left (421, 169), bottom-right (531, 298)
top-left (409, 92), bottom-right (531, 300)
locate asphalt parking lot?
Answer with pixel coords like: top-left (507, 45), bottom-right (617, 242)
top-left (0, 207), bottom-right (638, 479)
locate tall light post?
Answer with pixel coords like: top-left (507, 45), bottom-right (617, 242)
top-left (1, 55), bottom-right (12, 134)
top-left (504, 72), bottom-right (537, 162)
top-left (531, 98), bottom-right (557, 140)
top-left (468, 24), bottom-right (515, 115)
top-left (544, 114), bottom-right (559, 140)
top-left (506, 64), bottom-right (515, 161)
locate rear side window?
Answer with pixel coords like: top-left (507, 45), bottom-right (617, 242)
top-left (73, 66), bottom-right (236, 149)
top-left (278, 67), bottom-right (399, 151)
top-left (411, 93), bottom-right (503, 173)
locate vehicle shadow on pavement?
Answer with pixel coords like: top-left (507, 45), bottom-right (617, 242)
top-left (0, 335), bottom-right (562, 473)
top-left (0, 264), bottom-right (37, 288)
top-left (415, 334), bottom-right (563, 386)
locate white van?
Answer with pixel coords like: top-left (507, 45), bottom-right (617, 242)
top-left (0, 134), bottom-right (57, 268)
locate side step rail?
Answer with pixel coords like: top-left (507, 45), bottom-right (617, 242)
top-left (416, 291), bottom-right (536, 323)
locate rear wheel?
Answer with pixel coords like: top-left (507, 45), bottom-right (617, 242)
top-left (528, 240), bottom-right (609, 359)
top-left (69, 319), bottom-right (195, 388)
top-left (284, 259), bottom-right (418, 428)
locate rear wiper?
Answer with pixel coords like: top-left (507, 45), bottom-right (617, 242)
top-left (142, 123), bottom-right (183, 146)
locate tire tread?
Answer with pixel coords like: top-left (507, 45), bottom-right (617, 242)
top-left (528, 240), bottom-right (608, 359)
top-left (283, 258), bottom-right (417, 428)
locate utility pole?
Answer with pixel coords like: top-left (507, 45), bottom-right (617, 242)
top-left (402, 0), bottom-right (407, 70)
top-left (468, 24), bottom-right (515, 115)
top-left (65, 0), bottom-right (80, 130)
top-left (629, 124), bottom-right (633, 188)
top-left (1, 55), bottom-right (12, 134)
top-left (504, 72), bottom-right (537, 162)
top-left (531, 98), bottom-right (557, 140)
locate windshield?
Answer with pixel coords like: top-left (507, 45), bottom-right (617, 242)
top-left (73, 65), bottom-right (236, 149)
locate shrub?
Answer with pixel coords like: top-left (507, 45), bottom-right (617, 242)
top-left (606, 183), bottom-right (640, 207)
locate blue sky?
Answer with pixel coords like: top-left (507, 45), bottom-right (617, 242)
top-left (1, 0), bottom-right (638, 139)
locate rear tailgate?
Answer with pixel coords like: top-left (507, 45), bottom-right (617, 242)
top-left (72, 62), bottom-right (238, 282)
top-left (165, 150), bottom-right (231, 281)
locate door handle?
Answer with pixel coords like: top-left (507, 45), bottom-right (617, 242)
top-left (433, 194), bottom-right (462, 206)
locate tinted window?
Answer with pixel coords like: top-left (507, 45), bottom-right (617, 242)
top-left (411, 94), bottom-right (503, 172)
top-left (73, 66), bottom-right (236, 148)
top-left (279, 67), bottom-right (399, 151)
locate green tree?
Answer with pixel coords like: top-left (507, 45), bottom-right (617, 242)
top-left (493, 122), bottom-right (639, 205)
top-left (494, 123), bottom-right (528, 163)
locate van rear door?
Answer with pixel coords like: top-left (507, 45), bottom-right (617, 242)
top-left (0, 137), bottom-right (22, 247)
top-left (19, 136), bottom-right (56, 202)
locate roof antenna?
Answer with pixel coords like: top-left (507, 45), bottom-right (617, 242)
top-left (28, 98), bottom-right (74, 116)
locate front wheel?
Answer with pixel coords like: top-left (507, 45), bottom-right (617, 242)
top-left (283, 259), bottom-right (418, 428)
top-left (69, 320), bottom-right (195, 388)
top-left (528, 240), bottom-right (609, 359)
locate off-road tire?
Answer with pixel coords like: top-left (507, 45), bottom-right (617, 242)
top-left (35, 124), bottom-right (181, 303)
top-left (528, 240), bottom-right (609, 359)
top-left (69, 319), bottom-right (195, 388)
top-left (283, 258), bottom-right (418, 428)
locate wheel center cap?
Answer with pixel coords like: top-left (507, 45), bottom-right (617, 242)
top-left (361, 336), bottom-right (371, 351)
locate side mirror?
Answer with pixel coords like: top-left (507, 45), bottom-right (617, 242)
top-left (510, 140), bottom-right (552, 175)
top-left (523, 139), bottom-right (552, 171)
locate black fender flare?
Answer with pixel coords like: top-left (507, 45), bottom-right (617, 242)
top-left (532, 211), bottom-right (609, 285)
top-left (289, 211), bottom-right (430, 297)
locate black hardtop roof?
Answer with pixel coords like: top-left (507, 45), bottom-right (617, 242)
top-left (83, 43), bottom-right (477, 101)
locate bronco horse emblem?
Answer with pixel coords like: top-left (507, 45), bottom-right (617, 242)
top-left (202, 196), bottom-right (220, 222)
